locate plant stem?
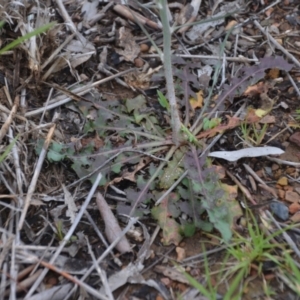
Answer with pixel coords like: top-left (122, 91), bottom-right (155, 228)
top-left (157, 0), bottom-right (183, 145)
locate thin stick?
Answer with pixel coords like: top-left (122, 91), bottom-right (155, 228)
top-left (0, 96), bottom-right (19, 144)
top-left (243, 163), bottom-right (277, 198)
top-left (266, 156), bottom-right (300, 167)
top-left (254, 20), bottom-right (300, 68)
top-left (24, 172), bottom-right (103, 299)
top-left (25, 69), bottom-right (135, 117)
top-left (226, 169), bottom-right (257, 206)
top-left (18, 112), bottom-right (59, 230)
top-left (141, 54), bottom-right (258, 63)
top-left (64, 217), bottom-right (138, 300)
top-left (41, 33), bottom-right (75, 70)
top-left (265, 210), bottom-right (300, 259)
top-left (155, 171), bottom-right (187, 205)
top-left (8, 128), bottom-right (24, 195)
top-left (86, 237), bottom-right (114, 300)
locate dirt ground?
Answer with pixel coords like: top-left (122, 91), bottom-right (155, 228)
top-left (1, 0), bottom-right (300, 299)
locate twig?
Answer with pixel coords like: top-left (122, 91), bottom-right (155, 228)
top-left (155, 171), bottom-right (187, 205)
top-left (182, 242), bottom-right (241, 265)
top-left (0, 96), bottom-right (19, 144)
top-left (5, 269), bottom-right (43, 296)
top-left (225, 169), bottom-right (257, 206)
top-left (84, 211), bottom-right (121, 266)
top-left (286, 72), bottom-right (300, 98)
top-left (113, 4), bottom-right (161, 30)
top-left (254, 20), bottom-right (300, 68)
top-left (8, 128), bottom-right (24, 195)
top-left (86, 237), bottom-right (114, 300)
top-left (0, 262), bottom-right (8, 300)
top-left (265, 210), bottom-right (300, 259)
top-left (18, 112), bottom-right (60, 230)
top-left (55, 0), bottom-right (93, 47)
top-left (67, 141), bottom-right (172, 188)
top-left (64, 217), bottom-right (138, 300)
top-left (266, 156), bottom-right (300, 167)
top-left (41, 33), bottom-right (75, 70)
top-left (25, 69), bottom-right (135, 117)
top-left (24, 172), bottom-right (103, 299)
top-left (17, 250), bottom-right (110, 300)
top-left (140, 54), bottom-right (258, 62)
top-left (177, 0), bottom-right (202, 34)
top-left (243, 163), bottom-right (277, 198)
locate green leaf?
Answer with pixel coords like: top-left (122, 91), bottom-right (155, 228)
top-left (125, 95), bottom-right (146, 113)
top-left (111, 162), bottom-right (122, 173)
top-left (0, 134), bottom-right (19, 163)
top-left (157, 90), bottom-right (170, 110)
top-left (47, 142), bottom-right (65, 162)
top-left (180, 223), bottom-right (196, 237)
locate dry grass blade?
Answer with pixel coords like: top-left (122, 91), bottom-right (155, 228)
top-left (0, 96), bottom-right (18, 143)
top-left (65, 217), bottom-right (138, 299)
top-left (24, 173), bottom-right (102, 299)
top-left (25, 68), bottom-right (135, 117)
top-left (18, 112), bottom-right (59, 230)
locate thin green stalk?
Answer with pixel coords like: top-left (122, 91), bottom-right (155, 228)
top-left (96, 126), bottom-right (166, 141)
top-left (70, 139), bottom-right (173, 159)
top-left (157, 0), bottom-right (183, 145)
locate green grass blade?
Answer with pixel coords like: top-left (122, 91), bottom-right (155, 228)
top-left (0, 134), bottom-right (19, 163)
top-left (184, 271), bottom-right (214, 299)
top-left (0, 22), bottom-right (55, 55)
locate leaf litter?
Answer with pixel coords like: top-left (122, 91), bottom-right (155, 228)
top-left (2, 0), bottom-right (300, 299)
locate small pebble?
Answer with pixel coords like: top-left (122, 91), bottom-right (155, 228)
top-left (140, 43), bottom-right (149, 52)
top-left (289, 132), bottom-right (300, 148)
top-left (134, 57), bottom-right (144, 67)
top-left (291, 213), bottom-right (300, 222)
top-left (285, 190), bottom-right (300, 203)
top-left (270, 201), bottom-right (289, 221)
top-left (277, 189), bottom-right (285, 199)
top-left (294, 187), bottom-right (300, 195)
top-left (289, 202), bottom-right (300, 214)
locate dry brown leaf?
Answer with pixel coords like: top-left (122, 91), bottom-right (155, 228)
top-left (106, 157), bottom-right (150, 188)
top-left (81, 134), bottom-right (103, 150)
top-left (154, 266), bottom-right (190, 284)
top-left (266, 68), bottom-right (280, 79)
top-left (225, 20), bottom-right (237, 31)
top-left (96, 192), bottom-right (131, 254)
top-left (189, 90), bottom-right (204, 110)
top-left (243, 81), bottom-right (266, 97)
top-left (265, 8), bottom-right (274, 17)
top-left (259, 115), bottom-right (275, 124)
top-left (212, 165), bottom-right (226, 179)
top-left (244, 108), bottom-right (262, 124)
top-left (197, 116), bottom-right (241, 139)
top-left (115, 27), bottom-right (140, 62)
top-left (175, 247), bottom-right (186, 262)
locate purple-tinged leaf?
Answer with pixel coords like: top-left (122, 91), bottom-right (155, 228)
top-left (217, 56), bottom-right (293, 104)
